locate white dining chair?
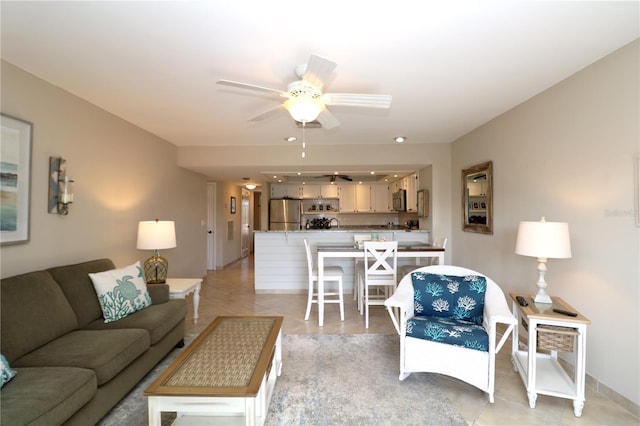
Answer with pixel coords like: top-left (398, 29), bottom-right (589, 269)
top-left (352, 234), bottom-right (372, 308)
top-left (398, 236), bottom-right (447, 279)
top-left (304, 239), bottom-right (345, 322)
top-left (361, 240), bottom-right (398, 328)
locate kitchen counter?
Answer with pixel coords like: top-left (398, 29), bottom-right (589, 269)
top-left (253, 229), bottom-right (432, 293)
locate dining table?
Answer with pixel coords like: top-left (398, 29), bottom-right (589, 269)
top-left (315, 241), bottom-right (445, 326)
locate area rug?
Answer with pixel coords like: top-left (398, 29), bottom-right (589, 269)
top-left (98, 334), bottom-right (466, 426)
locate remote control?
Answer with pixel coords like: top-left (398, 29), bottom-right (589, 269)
top-left (553, 308), bottom-right (577, 317)
top-left (516, 296), bottom-right (528, 307)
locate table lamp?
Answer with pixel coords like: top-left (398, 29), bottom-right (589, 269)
top-left (515, 217), bottom-right (571, 304)
top-left (136, 219), bottom-right (176, 284)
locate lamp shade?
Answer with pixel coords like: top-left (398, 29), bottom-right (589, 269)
top-left (136, 220), bottom-right (176, 250)
top-left (284, 95), bottom-right (323, 123)
top-left (515, 218), bottom-right (571, 259)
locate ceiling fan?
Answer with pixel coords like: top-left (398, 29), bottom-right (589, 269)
top-left (217, 54), bottom-right (392, 130)
top-left (316, 174), bottom-right (353, 182)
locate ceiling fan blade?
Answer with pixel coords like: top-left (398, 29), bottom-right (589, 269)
top-left (302, 55), bottom-right (337, 91)
top-left (217, 79), bottom-right (288, 97)
top-left (322, 93), bottom-right (392, 109)
top-left (316, 108), bottom-right (340, 130)
top-left (248, 104), bottom-right (286, 122)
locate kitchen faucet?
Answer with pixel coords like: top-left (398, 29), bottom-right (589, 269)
top-left (329, 218), bottom-right (339, 229)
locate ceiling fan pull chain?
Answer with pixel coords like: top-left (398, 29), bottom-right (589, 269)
top-left (302, 121), bottom-right (306, 159)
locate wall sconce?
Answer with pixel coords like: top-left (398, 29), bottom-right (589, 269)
top-left (48, 156), bottom-right (74, 215)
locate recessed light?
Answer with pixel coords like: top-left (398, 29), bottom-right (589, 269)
top-left (394, 136), bottom-right (406, 143)
top-left (370, 171), bottom-right (375, 175)
top-left (285, 137), bottom-right (297, 142)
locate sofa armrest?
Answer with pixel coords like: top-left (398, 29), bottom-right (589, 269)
top-left (146, 283), bottom-right (170, 304)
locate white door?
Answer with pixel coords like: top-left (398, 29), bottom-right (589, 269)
top-left (206, 183), bottom-right (216, 270)
top-left (241, 189), bottom-right (251, 258)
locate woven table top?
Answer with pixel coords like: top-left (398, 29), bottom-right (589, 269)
top-left (145, 316), bottom-right (283, 397)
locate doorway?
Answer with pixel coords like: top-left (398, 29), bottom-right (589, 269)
top-left (241, 189), bottom-right (251, 258)
top-left (206, 183), bottom-right (216, 270)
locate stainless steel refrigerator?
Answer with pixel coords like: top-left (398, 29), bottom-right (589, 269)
top-left (269, 198), bottom-right (301, 230)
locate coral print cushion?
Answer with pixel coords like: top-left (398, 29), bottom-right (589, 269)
top-left (89, 261), bottom-right (152, 323)
top-left (411, 272), bottom-right (487, 325)
top-left (1, 354), bottom-right (17, 388)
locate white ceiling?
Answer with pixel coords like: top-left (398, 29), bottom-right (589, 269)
top-left (1, 1), bottom-right (638, 184)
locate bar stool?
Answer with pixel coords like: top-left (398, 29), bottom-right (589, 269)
top-left (304, 239), bottom-right (345, 322)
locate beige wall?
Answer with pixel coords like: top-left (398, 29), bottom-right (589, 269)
top-left (1, 61), bottom-right (208, 279)
top-left (451, 40), bottom-right (640, 406)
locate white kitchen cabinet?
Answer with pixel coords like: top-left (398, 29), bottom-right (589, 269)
top-left (370, 183), bottom-right (391, 212)
top-left (338, 184), bottom-right (371, 212)
top-left (355, 184), bottom-right (371, 212)
top-left (301, 184), bottom-right (339, 198)
top-left (404, 174), bottom-right (417, 212)
top-left (271, 184), bottom-right (302, 199)
top-left (338, 185), bottom-right (356, 212)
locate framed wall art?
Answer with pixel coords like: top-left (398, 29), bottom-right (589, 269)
top-left (230, 196), bottom-right (236, 214)
top-left (1, 114), bottom-right (32, 245)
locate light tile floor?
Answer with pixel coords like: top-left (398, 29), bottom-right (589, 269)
top-left (183, 255), bottom-right (638, 426)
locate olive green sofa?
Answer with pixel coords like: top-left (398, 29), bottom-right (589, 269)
top-left (0, 259), bottom-right (188, 426)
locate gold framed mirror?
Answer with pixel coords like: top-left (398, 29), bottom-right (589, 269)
top-left (462, 161), bottom-right (493, 234)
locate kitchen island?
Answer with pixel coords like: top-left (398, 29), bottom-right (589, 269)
top-left (253, 229), bottom-right (432, 293)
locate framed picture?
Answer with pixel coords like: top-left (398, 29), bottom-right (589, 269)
top-left (472, 202), bottom-right (480, 209)
top-left (230, 196), bottom-right (236, 214)
top-left (480, 201), bottom-right (487, 209)
top-left (1, 114), bottom-right (32, 245)
top-left (417, 189), bottom-right (428, 218)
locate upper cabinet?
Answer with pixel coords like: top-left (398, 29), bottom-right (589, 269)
top-left (404, 174), bottom-right (417, 212)
top-left (270, 184), bottom-right (302, 199)
top-left (371, 183), bottom-right (391, 212)
top-left (302, 184), bottom-right (338, 199)
top-left (270, 182), bottom-right (394, 214)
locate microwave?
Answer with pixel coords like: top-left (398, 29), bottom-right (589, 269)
top-left (392, 189), bottom-right (406, 211)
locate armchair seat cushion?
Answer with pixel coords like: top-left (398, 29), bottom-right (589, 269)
top-left (406, 315), bottom-right (489, 352)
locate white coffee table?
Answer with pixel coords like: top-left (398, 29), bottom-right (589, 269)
top-left (166, 278), bottom-right (202, 324)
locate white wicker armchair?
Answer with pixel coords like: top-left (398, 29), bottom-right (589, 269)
top-left (384, 265), bottom-right (516, 403)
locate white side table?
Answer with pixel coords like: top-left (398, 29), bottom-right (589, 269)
top-left (510, 294), bottom-right (590, 417)
top-left (166, 278), bottom-right (202, 324)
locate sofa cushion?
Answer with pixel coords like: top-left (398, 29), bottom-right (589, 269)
top-left (0, 366), bottom-right (96, 426)
top-left (411, 272), bottom-right (487, 325)
top-left (1, 270), bottom-right (78, 363)
top-left (48, 258), bottom-right (115, 327)
top-left (12, 329), bottom-right (150, 385)
top-left (0, 354), bottom-right (17, 388)
top-left (89, 261), bottom-right (152, 323)
top-left (407, 315), bottom-right (489, 352)
top-left (83, 299), bottom-right (187, 345)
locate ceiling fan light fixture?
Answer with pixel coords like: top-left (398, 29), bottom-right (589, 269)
top-left (285, 95), bottom-right (324, 123)
top-left (245, 183), bottom-right (257, 190)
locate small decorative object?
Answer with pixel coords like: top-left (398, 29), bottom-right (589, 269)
top-left (48, 156), bottom-right (74, 215)
top-left (515, 217), bottom-right (572, 304)
top-left (1, 114), bottom-right (32, 244)
top-left (136, 219), bottom-right (177, 284)
top-left (230, 196), bottom-right (236, 214)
